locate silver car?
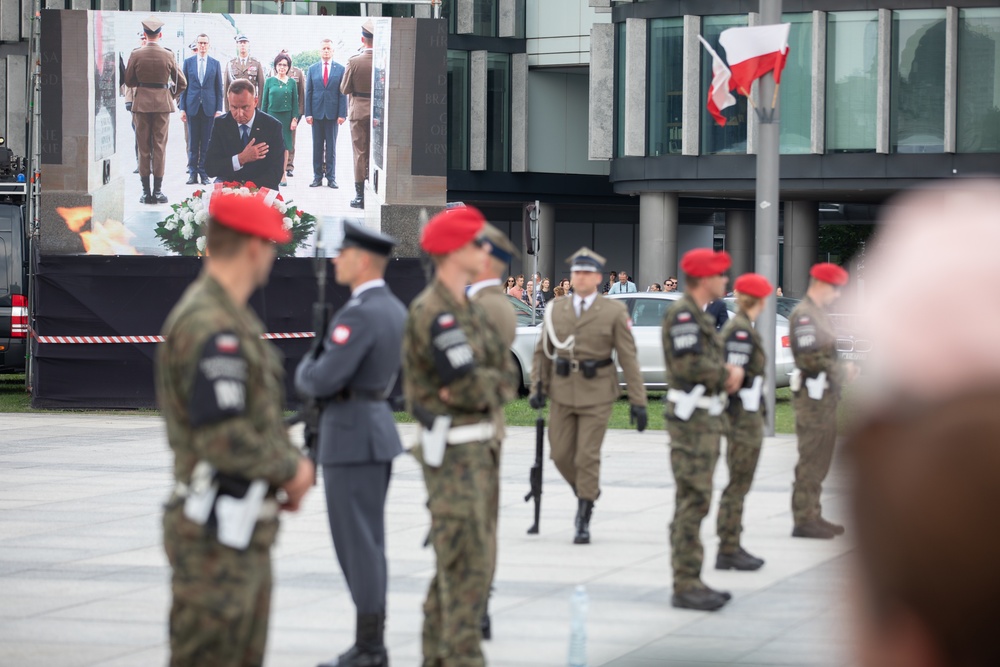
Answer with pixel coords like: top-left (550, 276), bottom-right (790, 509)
top-left (509, 292), bottom-right (793, 392)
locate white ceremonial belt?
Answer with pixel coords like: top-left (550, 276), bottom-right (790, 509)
top-left (666, 388), bottom-right (727, 413)
top-left (447, 422), bottom-right (496, 445)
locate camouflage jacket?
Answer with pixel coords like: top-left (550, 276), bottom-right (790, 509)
top-left (156, 273), bottom-right (300, 501)
top-left (662, 292), bottom-right (728, 429)
top-left (789, 295), bottom-right (844, 388)
top-left (403, 279), bottom-right (515, 431)
top-left (720, 310), bottom-right (765, 420)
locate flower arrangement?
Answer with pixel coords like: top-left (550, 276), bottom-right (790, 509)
top-left (155, 181), bottom-right (316, 257)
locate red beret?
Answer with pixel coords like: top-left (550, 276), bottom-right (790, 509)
top-left (421, 206), bottom-right (485, 255)
top-left (680, 248), bottom-right (732, 278)
top-left (209, 192), bottom-right (291, 243)
top-left (810, 262), bottom-right (849, 286)
top-left (733, 273), bottom-right (773, 298)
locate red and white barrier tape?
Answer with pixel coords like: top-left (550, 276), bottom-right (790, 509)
top-left (30, 330), bottom-right (316, 344)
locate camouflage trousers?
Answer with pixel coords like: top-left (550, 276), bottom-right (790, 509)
top-left (717, 408), bottom-right (764, 553)
top-left (791, 390), bottom-right (839, 525)
top-left (421, 441), bottom-right (498, 667)
top-left (163, 505), bottom-right (275, 667)
top-left (667, 423), bottom-right (721, 593)
top-left (486, 438), bottom-right (502, 588)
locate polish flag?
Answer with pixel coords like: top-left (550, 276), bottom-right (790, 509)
top-left (698, 36), bottom-right (736, 127)
top-left (718, 24), bottom-right (791, 95)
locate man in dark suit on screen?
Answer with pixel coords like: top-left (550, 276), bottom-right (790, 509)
top-left (205, 79), bottom-right (285, 191)
top-left (304, 38), bottom-right (348, 189)
top-left (179, 33), bottom-right (224, 185)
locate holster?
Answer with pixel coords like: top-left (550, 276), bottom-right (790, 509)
top-left (555, 358), bottom-right (571, 377)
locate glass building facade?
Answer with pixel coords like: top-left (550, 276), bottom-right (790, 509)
top-left (826, 11), bottom-right (878, 153)
top-left (958, 9), bottom-right (1000, 153)
top-left (779, 13), bottom-right (812, 154)
top-left (891, 10), bottom-right (946, 153)
top-left (647, 18), bottom-right (683, 156)
top-left (447, 50), bottom-right (469, 170)
top-left (486, 53), bottom-right (511, 171)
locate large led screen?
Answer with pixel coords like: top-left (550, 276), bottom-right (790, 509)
top-left (40, 10), bottom-right (431, 257)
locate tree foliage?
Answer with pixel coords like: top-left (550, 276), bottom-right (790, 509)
top-left (817, 224), bottom-right (876, 268)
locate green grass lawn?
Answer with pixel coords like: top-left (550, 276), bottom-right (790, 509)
top-left (6, 372), bottom-right (853, 435)
top-left (397, 387), bottom-right (801, 434)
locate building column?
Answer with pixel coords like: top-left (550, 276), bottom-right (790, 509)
top-left (782, 201), bottom-right (818, 299)
top-left (638, 192), bottom-right (679, 290)
top-left (469, 50), bottom-right (487, 171)
top-left (726, 209), bottom-right (754, 280)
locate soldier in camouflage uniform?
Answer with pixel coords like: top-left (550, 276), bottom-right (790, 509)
top-left (662, 248), bottom-right (744, 611)
top-left (715, 273), bottom-right (772, 572)
top-left (468, 222), bottom-right (520, 641)
top-left (789, 262), bottom-right (856, 539)
top-left (403, 206), bottom-right (515, 667)
top-left (156, 192), bottom-right (314, 666)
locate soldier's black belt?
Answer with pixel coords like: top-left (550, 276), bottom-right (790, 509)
top-left (138, 82), bottom-right (170, 89)
top-left (555, 357), bottom-right (613, 379)
top-left (331, 388), bottom-right (386, 403)
top-left (352, 92), bottom-right (371, 98)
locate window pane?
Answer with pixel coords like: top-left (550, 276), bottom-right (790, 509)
top-left (891, 10), bottom-right (946, 153)
top-left (615, 22), bottom-right (626, 158)
top-left (486, 53), bottom-right (510, 171)
top-left (958, 9), bottom-right (1000, 153)
top-left (701, 15), bottom-right (748, 155)
top-left (442, 0), bottom-right (456, 34)
top-left (249, 1), bottom-right (279, 14)
top-left (473, 0), bottom-right (497, 37)
top-left (826, 11), bottom-right (878, 153)
top-left (780, 13), bottom-right (812, 154)
top-left (647, 18), bottom-right (683, 156)
top-left (447, 50), bottom-right (469, 170)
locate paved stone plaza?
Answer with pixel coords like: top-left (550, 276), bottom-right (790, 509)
top-left (0, 413), bottom-right (854, 666)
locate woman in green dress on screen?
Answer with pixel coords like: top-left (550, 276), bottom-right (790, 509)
top-left (261, 53), bottom-right (300, 187)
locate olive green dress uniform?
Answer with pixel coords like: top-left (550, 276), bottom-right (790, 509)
top-left (789, 295), bottom-right (845, 528)
top-left (225, 56), bottom-right (266, 110)
top-left (403, 279), bottom-right (514, 667)
top-left (662, 293), bottom-right (730, 594)
top-left (341, 46), bottom-right (373, 184)
top-left (531, 293), bottom-right (646, 503)
top-left (157, 272), bottom-right (301, 667)
top-left (716, 312), bottom-right (766, 555)
top-left (124, 41), bottom-right (186, 181)
top-left (286, 64), bottom-right (306, 173)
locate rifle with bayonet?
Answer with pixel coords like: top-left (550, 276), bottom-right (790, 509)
top-left (525, 381), bottom-right (544, 534)
top-left (285, 224), bottom-right (333, 479)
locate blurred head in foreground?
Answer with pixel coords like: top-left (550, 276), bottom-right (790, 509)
top-left (848, 386), bottom-right (1000, 667)
top-left (849, 178), bottom-right (1000, 666)
top-left (860, 178), bottom-right (1000, 404)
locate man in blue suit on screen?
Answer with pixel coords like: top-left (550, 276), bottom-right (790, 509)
top-left (304, 38), bottom-right (348, 189)
top-left (179, 33), bottom-right (224, 185)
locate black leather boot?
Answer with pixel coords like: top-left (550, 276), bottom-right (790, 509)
top-left (317, 613), bottom-right (388, 667)
top-left (350, 182), bottom-right (364, 208)
top-left (574, 499), bottom-right (593, 544)
top-left (139, 175), bottom-right (151, 204)
top-left (152, 177), bottom-right (168, 204)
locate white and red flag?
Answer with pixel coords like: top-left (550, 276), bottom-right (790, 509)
top-left (718, 23), bottom-right (791, 95)
top-left (698, 36), bottom-right (736, 127)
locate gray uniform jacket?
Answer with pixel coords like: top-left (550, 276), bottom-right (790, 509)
top-left (295, 284), bottom-right (407, 465)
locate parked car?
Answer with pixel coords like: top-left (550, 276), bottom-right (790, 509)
top-left (509, 292), bottom-right (794, 393)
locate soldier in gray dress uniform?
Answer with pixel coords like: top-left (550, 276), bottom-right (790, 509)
top-left (295, 221), bottom-right (407, 667)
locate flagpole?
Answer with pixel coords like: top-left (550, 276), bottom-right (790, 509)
top-left (771, 83), bottom-right (781, 110)
top-left (756, 0), bottom-right (781, 436)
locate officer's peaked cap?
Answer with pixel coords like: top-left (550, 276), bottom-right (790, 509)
top-left (341, 219), bottom-right (397, 257)
top-left (566, 247), bottom-right (606, 273)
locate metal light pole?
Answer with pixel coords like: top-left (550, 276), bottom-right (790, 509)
top-left (755, 0), bottom-right (782, 436)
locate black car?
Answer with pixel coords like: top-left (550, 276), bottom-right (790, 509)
top-left (0, 199), bottom-right (28, 372)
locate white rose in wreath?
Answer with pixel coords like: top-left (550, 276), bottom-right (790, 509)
top-left (196, 236), bottom-right (207, 253)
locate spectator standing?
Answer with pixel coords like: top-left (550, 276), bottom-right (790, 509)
top-left (503, 276), bottom-right (516, 294)
top-left (648, 283), bottom-right (661, 292)
top-left (179, 34), bottom-right (222, 186)
top-left (664, 277), bottom-right (678, 292)
top-left (602, 271), bottom-right (618, 294)
top-left (608, 270), bottom-right (637, 294)
top-left (536, 278), bottom-right (552, 306)
top-left (508, 274), bottom-right (525, 300)
top-left (305, 38), bottom-right (348, 189)
top-left (705, 299), bottom-right (729, 330)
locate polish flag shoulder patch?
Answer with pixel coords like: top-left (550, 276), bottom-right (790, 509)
top-left (331, 325), bottom-right (351, 345)
top-left (678, 312), bottom-right (692, 322)
top-left (437, 314), bottom-right (456, 329)
top-left (216, 334), bottom-right (240, 354)
top-left (736, 330), bottom-right (749, 340)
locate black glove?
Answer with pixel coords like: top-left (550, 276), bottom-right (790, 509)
top-left (529, 392), bottom-right (546, 410)
top-left (630, 404), bottom-right (648, 432)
